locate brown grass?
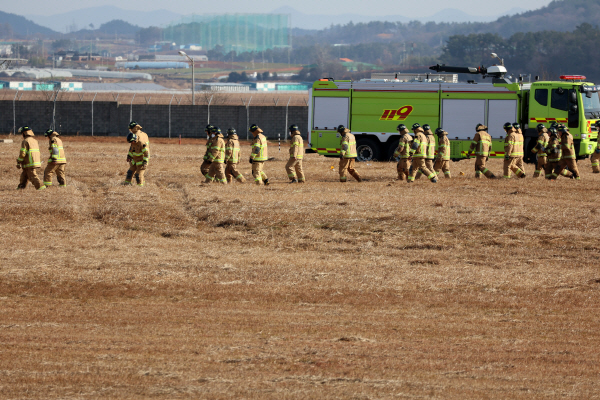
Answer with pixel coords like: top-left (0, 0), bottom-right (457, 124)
top-left (1, 136), bottom-right (600, 399)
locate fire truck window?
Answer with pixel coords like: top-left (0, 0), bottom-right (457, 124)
top-left (551, 89), bottom-right (569, 111)
top-left (534, 89), bottom-right (548, 106)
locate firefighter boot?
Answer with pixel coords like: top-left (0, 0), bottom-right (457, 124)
top-left (123, 169), bottom-right (134, 185)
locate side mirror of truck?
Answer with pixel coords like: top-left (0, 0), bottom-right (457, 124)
top-left (570, 91), bottom-right (577, 103)
top-left (570, 104), bottom-right (578, 114)
top-left (586, 91), bottom-right (593, 98)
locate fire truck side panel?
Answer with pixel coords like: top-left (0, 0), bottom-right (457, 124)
top-left (310, 87), bottom-right (351, 156)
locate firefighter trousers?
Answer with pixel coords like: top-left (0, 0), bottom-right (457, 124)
top-left (474, 156), bottom-right (495, 178)
top-left (252, 161), bottom-right (268, 184)
top-left (545, 161), bottom-right (559, 179)
top-left (18, 167), bottom-right (45, 190)
top-left (555, 158), bottom-right (580, 179)
top-left (408, 158), bottom-right (436, 182)
top-left (43, 163), bottom-right (66, 186)
top-left (591, 152), bottom-right (600, 173)
top-left (503, 157), bottom-right (525, 178)
top-left (339, 158), bottom-right (361, 182)
top-left (201, 160), bottom-right (211, 178)
top-left (225, 162), bottom-right (245, 183)
top-left (397, 159), bottom-right (411, 181)
top-left (125, 164), bottom-right (146, 186)
top-left (533, 156), bottom-right (547, 178)
top-left (434, 159), bottom-right (451, 178)
top-left (206, 162), bottom-right (227, 184)
top-left (416, 159), bottom-right (436, 179)
top-left (285, 158), bottom-right (305, 181)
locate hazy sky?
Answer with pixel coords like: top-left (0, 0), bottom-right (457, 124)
top-left (7, 0), bottom-right (552, 16)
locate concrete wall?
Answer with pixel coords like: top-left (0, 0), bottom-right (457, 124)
top-left (0, 100), bottom-right (309, 140)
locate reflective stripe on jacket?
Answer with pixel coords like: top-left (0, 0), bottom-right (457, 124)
top-left (208, 134), bottom-right (226, 163)
top-left (547, 137), bottom-right (562, 162)
top-left (437, 135), bottom-right (451, 160)
top-left (225, 135), bottom-right (241, 163)
top-left (289, 132), bottom-right (304, 159)
top-left (393, 132), bottom-right (412, 159)
top-left (469, 131), bottom-right (492, 156)
top-left (424, 131), bottom-right (435, 159)
top-left (48, 136), bottom-right (66, 164)
top-left (340, 131), bottom-right (357, 158)
top-left (410, 129), bottom-right (427, 158)
top-left (561, 132), bottom-right (576, 159)
top-left (17, 136), bottom-right (42, 168)
top-left (504, 129), bottom-right (523, 157)
top-left (251, 133), bottom-right (268, 161)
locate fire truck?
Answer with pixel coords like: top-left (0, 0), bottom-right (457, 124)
top-left (307, 55), bottom-right (600, 162)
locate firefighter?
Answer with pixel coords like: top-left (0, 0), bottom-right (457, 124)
top-left (545, 127), bottom-right (566, 179)
top-left (503, 122), bottom-right (526, 179)
top-left (415, 124), bottom-right (436, 180)
top-left (392, 124), bottom-right (412, 181)
top-left (407, 123), bottom-right (437, 183)
top-left (124, 121), bottom-right (150, 186)
top-left (433, 127), bottom-right (451, 178)
top-left (285, 124), bottom-right (305, 183)
top-left (42, 129), bottom-right (67, 187)
top-left (591, 120), bottom-right (600, 173)
top-left (204, 127), bottom-right (227, 184)
top-left (201, 124), bottom-right (214, 179)
top-left (468, 123), bottom-right (496, 179)
top-left (555, 126), bottom-right (580, 179)
top-left (338, 124), bottom-right (361, 182)
top-left (249, 124), bottom-right (269, 185)
top-left (512, 122), bottom-right (526, 176)
top-left (532, 123), bottom-right (550, 178)
top-left (224, 128), bottom-right (245, 183)
top-left (16, 126), bottom-right (45, 190)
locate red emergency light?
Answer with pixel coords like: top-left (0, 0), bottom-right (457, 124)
top-left (560, 75), bottom-right (586, 81)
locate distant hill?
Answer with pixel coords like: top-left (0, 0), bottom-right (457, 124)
top-left (27, 6), bottom-right (181, 32)
top-left (0, 10), bottom-right (58, 38)
top-left (97, 20), bottom-right (140, 36)
top-left (292, 0), bottom-right (600, 47)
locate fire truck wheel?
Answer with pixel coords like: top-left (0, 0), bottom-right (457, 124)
top-left (356, 138), bottom-right (381, 162)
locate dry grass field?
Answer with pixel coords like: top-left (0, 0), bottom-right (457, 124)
top-left (1, 134), bottom-right (600, 399)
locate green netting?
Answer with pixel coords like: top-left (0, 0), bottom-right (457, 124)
top-left (164, 14), bottom-right (290, 54)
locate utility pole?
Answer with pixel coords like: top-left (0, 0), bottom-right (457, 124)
top-left (179, 51), bottom-right (195, 105)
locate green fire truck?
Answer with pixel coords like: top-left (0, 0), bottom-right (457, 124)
top-left (308, 58), bottom-right (600, 162)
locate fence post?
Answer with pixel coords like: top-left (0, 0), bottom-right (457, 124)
top-left (129, 93), bottom-right (136, 121)
top-left (91, 92), bottom-right (97, 136)
top-left (12, 91), bottom-right (18, 135)
top-left (207, 95), bottom-right (213, 125)
top-left (51, 89), bottom-right (60, 131)
top-left (285, 96), bottom-right (291, 141)
top-left (245, 96), bottom-right (252, 140)
top-left (168, 94), bottom-right (174, 139)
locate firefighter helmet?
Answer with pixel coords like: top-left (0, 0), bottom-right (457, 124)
top-left (44, 129), bottom-right (57, 137)
top-left (549, 127), bottom-right (558, 136)
top-left (205, 124), bottom-right (214, 132)
top-left (396, 124), bottom-right (407, 132)
top-left (289, 124), bottom-right (299, 132)
top-left (512, 122), bottom-right (521, 130)
top-left (128, 121), bottom-right (140, 130)
top-left (475, 123), bottom-right (487, 132)
top-left (422, 124), bottom-right (431, 131)
top-left (435, 127), bottom-right (445, 135)
top-left (226, 127), bottom-right (236, 136)
top-left (127, 132), bottom-right (137, 143)
top-left (411, 123), bottom-right (421, 130)
top-left (503, 122), bottom-right (513, 130)
top-left (536, 123), bottom-right (546, 131)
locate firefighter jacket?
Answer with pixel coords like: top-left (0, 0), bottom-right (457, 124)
top-left (409, 128), bottom-right (427, 158)
top-left (225, 134), bottom-right (241, 163)
top-left (560, 131), bottom-right (576, 160)
top-left (504, 129), bottom-right (523, 158)
top-left (289, 131), bottom-right (304, 160)
top-left (47, 135), bottom-right (66, 164)
top-left (393, 130), bottom-right (413, 159)
top-left (546, 136), bottom-right (562, 162)
top-left (17, 131), bottom-right (41, 168)
top-left (533, 130), bottom-right (550, 157)
top-left (469, 130), bottom-right (492, 156)
top-left (251, 133), bottom-right (268, 161)
top-left (203, 135), bottom-right (213, 161)
top-left (128, 131), bottom-right (150, 166)
top-left (207, 133), bottom-right (226, 163)
top-left (424, 130), bottom-right (436, 159)
top-left (436, 133), bottom-right (451, 160)
top-left (340, 130), bottom-right (357, 158)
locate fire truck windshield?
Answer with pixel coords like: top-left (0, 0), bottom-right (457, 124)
top-left (582, 92), bottom-right (600, 119)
